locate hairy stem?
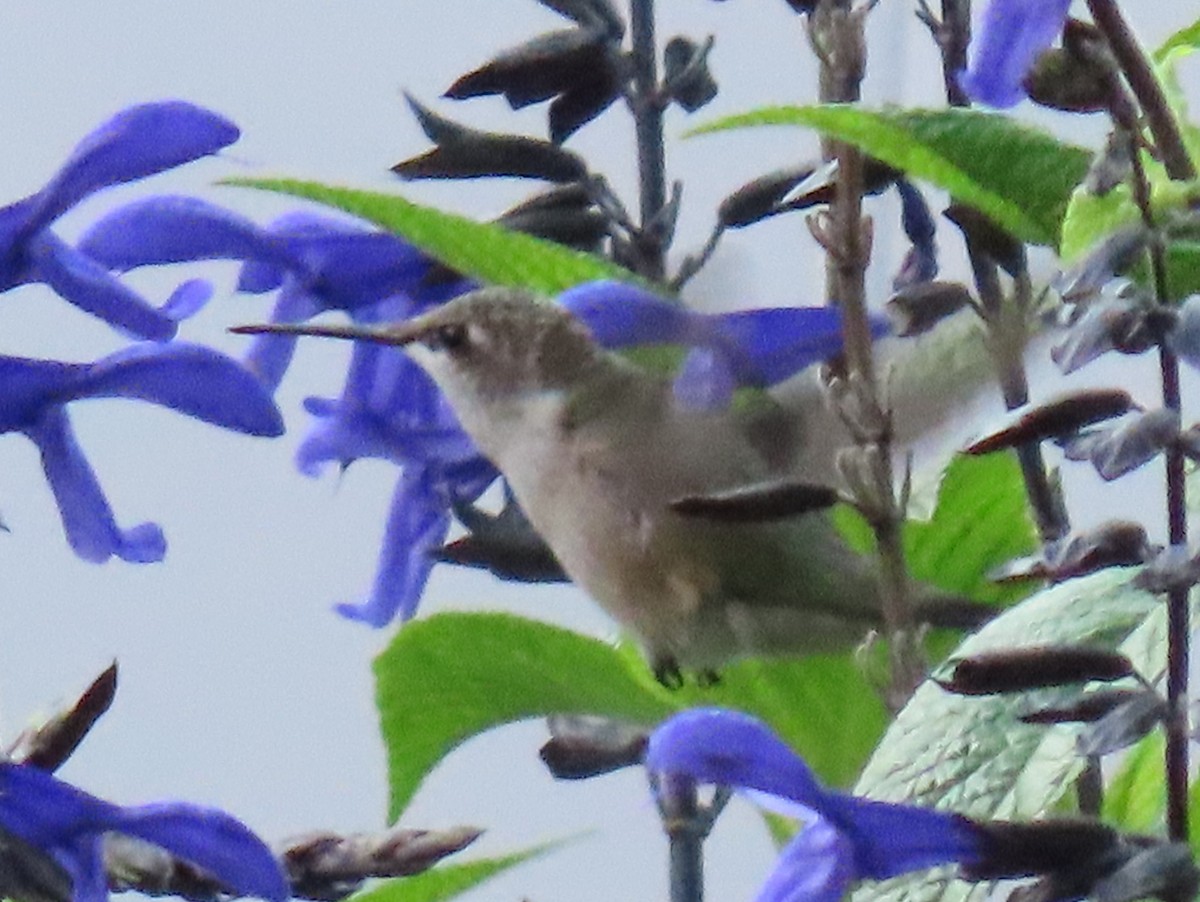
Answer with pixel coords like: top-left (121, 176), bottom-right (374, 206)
top-left (1126, 135), bottom-right (1190, 840)
top-left (809, 0), bottom-right (921, 701)
top-left (1106, 0), bottom-right (1196, 835)
top-left (1162, 350), bottom-right (1189, 842)
top-left (1132, 139), bottom-right (1190, 839)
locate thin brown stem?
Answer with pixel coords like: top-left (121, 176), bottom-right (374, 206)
top-left (1085, 0), bottom-right (1196, 180)
top-left (629, 0), bottom-right (668, 281)
top-left (810, 0), bottom-right (920, 701)
top-left (1127, 120), bottom-right (1189, 843)
top-left (924, 0), bottom-right (1067, 545)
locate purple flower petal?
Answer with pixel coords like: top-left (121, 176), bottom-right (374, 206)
top-left (285, 232), bottom-right (432, 309)
top-left (706, 306), bottom-right (889, 386)
top-left (646, 709), bottom-right (825, 804)
top-left (259, 211), bottom-right (451, 312)
top-left (559, 281), bottom-right (885, 389)
top-left (28, 102), bottom-right (239, 233)
top-left (0, 762), bottom-right (287, 902)
top-left (25, 408), bottom-right (166, 563)
top-left (28, 232), bottom-right (176, 340)
top-left (559, 281), bottom-right (693, 347)
top-left (647, 709), bottom-right (983, 901)
top-left (69, 840), bottom-right (107, 902)
top-left (244, 283), bottom-right (322, 393)
top-left (159, 278), bottom-right (213, 321)
top-left (76, 343), bottom-right (284, 437)
top-left (106, 805), bottom-right (289, 902)
top-left (0, 356), bottom-right (79, 432)
top-left (0, 198), bottom-right (41, 285)
top-left (0, 343), bottom-right (283, 564)
top-left (958, 0), bottom-right (1072, 108)
top-left (237, 257), bottom-right (287, 294)
top-left (673, 346), bottom-right (735, 411)
top-left (295, 344), bottom-right (395, 476)
top-left (1168, 295), bottom-right (1200, 372)
top-left (337, 468), bottom-right (451, 625)
top-left (295, 344), bottom-right (485, 474)
top-left (822, 794), bottom-right (980, 879)
top-left (758, 818), bottom-right (854, 902)
top-left (78, 195), bottom-right (292, 272)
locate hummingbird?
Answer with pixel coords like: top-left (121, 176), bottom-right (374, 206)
top-left (234, 286), bottom-right (983, 685)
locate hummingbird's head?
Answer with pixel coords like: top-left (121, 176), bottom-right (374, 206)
top-left (401, 287), bottom-right (605, 402)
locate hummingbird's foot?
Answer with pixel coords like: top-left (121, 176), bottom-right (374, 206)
top-left (651, 658), bottom-right (722, 690)
top-left (653, 657), bottom-right (685, 690)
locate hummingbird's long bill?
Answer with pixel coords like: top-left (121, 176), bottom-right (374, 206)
top-left (229, 321), bottom-right (422, 346)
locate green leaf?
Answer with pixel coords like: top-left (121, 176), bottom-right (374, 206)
top-left (1152, 17), bottom-right (1200, 163)
top-left (1059, 25), bottom-right (1200, 298)
top-left (223, 178), bottom-right (697, 377)
top-left (690, 106), bottom-right (1091, 247)
top-left (835, 453), bottom-right (1038, 606)
top-left (349, 841), bottom-right (562, 902)
top-left (224, 178), bottom-right (638, 294)
top-left (1117, 728), bottom-right (1200, 862)
top-left (1059, 175), bottom-right (1200, 280)
top-left (851, 571), bottom-right (1162, 902)
top-left (1103, 731), bottom-right (1165, 835)
top-left (375, 612), bottom-right (887, 821)
top-left (1189, 775), bottom-right (1200, 860)
top-left (375, 613), bottom-right (671, 821)
top-left (1153, 17), bottom-right (1200, 65)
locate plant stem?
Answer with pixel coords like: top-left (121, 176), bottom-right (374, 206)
top-left (663, 777), bottom-right (704, 902)
top-left (1085, 0), bottom-right (1196, 181)
top-left (809, 0), bottom-right (922, 702)
top-left (920, 0), bottom-right (971, 106)
top-left (629, 0), bottom-right (668, 281)
top-left (973, 249), bottom-right (1069, 543)
top-left (1162, 348), bottom-right (1189, 842)
top-left (630, 10), bottom-right (711, 898)
top-left (1103, 1), bottom-right (1198, 836)
top-left (1127, 120), bottom-right (1189, 840)
top-left (654, 777), bottom-right (729, 902)
top-left (920, 0), bottom-right (1068, 545)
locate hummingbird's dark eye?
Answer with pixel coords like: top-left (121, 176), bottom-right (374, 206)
top-left (425, 323), bottom-right (469, 353)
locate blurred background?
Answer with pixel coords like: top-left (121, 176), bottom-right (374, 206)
top-left (0, 4), bottom-right (1186, 902)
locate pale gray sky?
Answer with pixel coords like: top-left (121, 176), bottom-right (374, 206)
top-left (0, 4), bottom-right (1184, 902)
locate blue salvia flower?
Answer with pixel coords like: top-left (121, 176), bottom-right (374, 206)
top-left (0, 761), bottom-right (288, 902)
top-left (295, 298), bottom-right (496, 625)
top-left (82, 199), bottom-right (484, 622)
top-left (0, 101), bottom-right (238, 339)
top-left (79, 199), bottom-right (472, 391)
top-left (959, 0), bottom-right (1073, 108)
top-left (646, 709), bottom-right (983, 902)
top-left (560, 280), bottom-right (890, 411)
top-left (0, 343), bottom-right (282, 562)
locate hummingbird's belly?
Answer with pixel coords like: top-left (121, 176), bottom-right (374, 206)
top-left (535, 497), bottom-right (721, 657)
